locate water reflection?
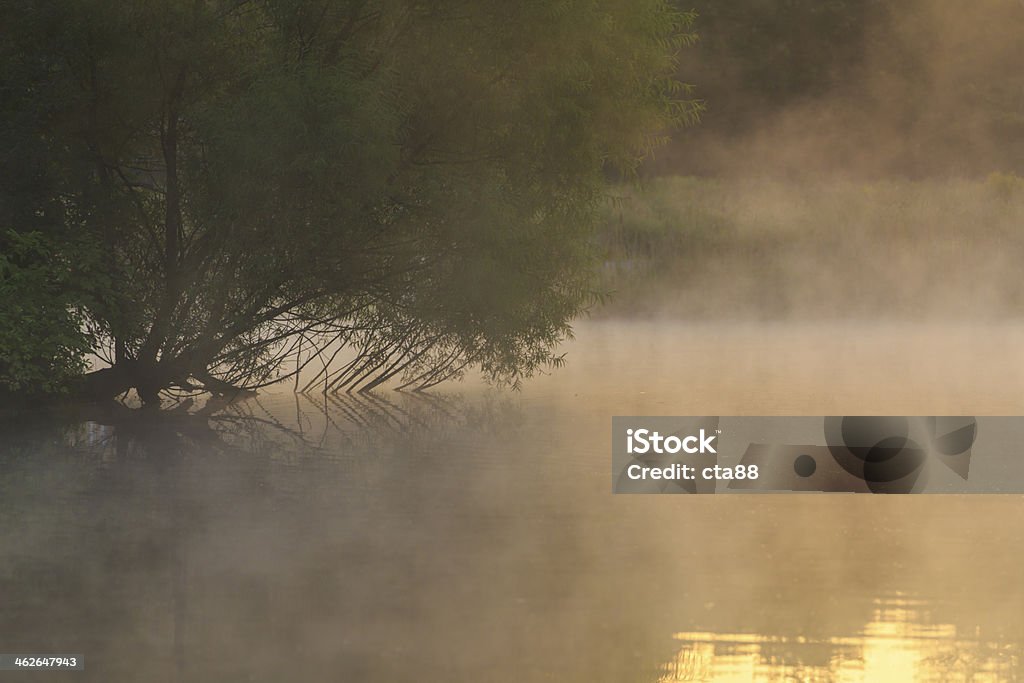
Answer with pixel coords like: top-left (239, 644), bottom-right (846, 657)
top-left (3, 322), bottom-right (1024, 682)
top-left (662, 595), bottom-right (1021, 682)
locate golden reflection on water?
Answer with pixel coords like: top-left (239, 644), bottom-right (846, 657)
top-left (660, 594), bottom-right (1019, 682)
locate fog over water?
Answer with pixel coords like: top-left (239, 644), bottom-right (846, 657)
top-left (4, 320), bottom-right (1024, 681)
top-left (4, 1), bottom-right (1024, 680)
top-left (8, 4), bottom-right (1024, 678)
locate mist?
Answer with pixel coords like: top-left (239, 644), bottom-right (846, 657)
top-left (4, 2), bottom-right (1024, 681)
top-left (594, 1), bottom-right (1024, 324)
top-left (598, 175), bottom-right (1024, 320)
top-left (657, 0), bottom-right (1024, 179)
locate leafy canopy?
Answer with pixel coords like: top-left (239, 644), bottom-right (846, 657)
top-left (0, 0), bottom-right (700, 402)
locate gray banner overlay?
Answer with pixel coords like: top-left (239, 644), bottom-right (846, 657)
top-left (612, 416), bottom-right (1023, 494)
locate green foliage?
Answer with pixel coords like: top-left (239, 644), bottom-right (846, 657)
top-left (0, 232), bottom-right (95, 396)
top-left (0, 0), bottom-right (698, 400)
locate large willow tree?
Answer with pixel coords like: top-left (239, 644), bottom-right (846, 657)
top-left (0, 0), bottom-right (700, 405)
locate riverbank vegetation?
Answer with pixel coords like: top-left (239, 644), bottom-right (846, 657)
top-left (0, 0), bottom-right (700, 405)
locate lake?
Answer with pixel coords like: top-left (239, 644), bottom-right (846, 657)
top-left (3, 320), bottom-right (1024, 682)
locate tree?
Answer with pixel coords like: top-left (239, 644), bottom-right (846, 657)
top-left (0, 0), bottom-right (700, 406)
top-left (0, 231), bottom-right (97, 398)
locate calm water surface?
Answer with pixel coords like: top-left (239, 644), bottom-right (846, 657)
top-left (3, 320), bottom-right (1024, 682)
